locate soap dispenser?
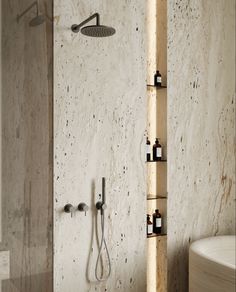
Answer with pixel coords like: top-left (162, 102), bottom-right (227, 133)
top-left (146, 137), bottom-right (151, 161)
top-left (152, 209), bottom-right (162, 234)
top-left (154, 70), bottom-right (162, 87)
top-left (153, 138), bottom-right (162, 161)
top-left (147, 214), bottom-right (153, 236)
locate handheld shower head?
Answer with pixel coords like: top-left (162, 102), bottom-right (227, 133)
top-left (95, 177), bottom-right (111, 282)
top-left (71, 13), bottom-right (116, 38)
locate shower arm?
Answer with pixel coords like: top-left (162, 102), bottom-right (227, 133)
top-left (17, 1), bottom-right (39, 22)
top-left (71, 13), bottom-right (100, 33)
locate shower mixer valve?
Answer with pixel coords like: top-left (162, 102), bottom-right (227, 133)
top-left (78, 203), bottom-right (89, 216)
top-left (64, 203), bottom-right (89, 217)
top-left (64, 204), bottom-right (75, 218)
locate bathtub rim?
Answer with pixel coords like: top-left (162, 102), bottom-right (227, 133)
top-left (189, 235), bottom-right (236, 270)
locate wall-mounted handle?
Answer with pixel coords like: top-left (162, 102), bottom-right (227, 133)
top-left (78, 203), bottom-right (89, 216)
top-left (64, 204), bottom-right (74, 218)
top-left (96, 201), bottom-right (107, 211)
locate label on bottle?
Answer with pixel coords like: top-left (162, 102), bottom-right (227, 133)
top-left (157, 76), bottom-right (162, 83)
top-left (157, 148), bottom-right (162, 157)
top-left (147, 224), bottom-right (152, 235)
top-left (146, 145), bottom-right (151, 154)
top-left (156, 218), bottom-right (162, 227)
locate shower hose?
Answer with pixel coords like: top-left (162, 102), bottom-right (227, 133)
top-left (95, 210), bottom-right (111, 282)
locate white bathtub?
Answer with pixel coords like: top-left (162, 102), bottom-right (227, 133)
top-left (189, 235), bottom-right (236, 292)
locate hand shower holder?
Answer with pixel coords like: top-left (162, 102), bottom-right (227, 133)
top-left (96, 201), bottom-right (107, 213)
top-left (96, 177), bottom-right (107, 215)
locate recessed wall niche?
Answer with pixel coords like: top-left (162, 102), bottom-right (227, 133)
top-left (146, 0), bottom-right (167, 291)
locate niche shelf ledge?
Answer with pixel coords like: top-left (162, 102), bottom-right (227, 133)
top-left (147, 195), bottom-right (167, 200)
top-left (147, 84), bottom-right (167, 90)
top-left (147, 233), bottom-right (167, 239)
top-left (146, 159), bottom-right (167, 163)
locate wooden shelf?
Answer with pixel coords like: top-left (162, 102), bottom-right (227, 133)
top-left (146, 159), bottom-right (167, 163)
top-left (147, 84), bottom-right (167, 90)
top-left (147, 233), bottom-right (167, 239)
top-left (147, 195), bottom-right (167, 200)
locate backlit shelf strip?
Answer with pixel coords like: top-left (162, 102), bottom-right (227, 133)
top-left (146, 159), bottom-right (167, 163)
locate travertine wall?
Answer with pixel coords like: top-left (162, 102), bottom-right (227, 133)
top-left (54, 1), bottom-right (146, 292)
top-left (167, 0), bottom-right (236, 291)
top-left (0, 0), bottom-right (53, 291)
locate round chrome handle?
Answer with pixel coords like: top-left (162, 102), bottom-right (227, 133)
top-left (96, 201), bottom-right (107, 211)
top-left (64, 204), bottom-right (73, 213)
top-left (78, 203), bottom-right (89, 212)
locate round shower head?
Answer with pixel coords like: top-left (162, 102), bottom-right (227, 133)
top-left (80, 25), bottom-right (116, 37)
top-left (29, 14), bottom-right (46, 27)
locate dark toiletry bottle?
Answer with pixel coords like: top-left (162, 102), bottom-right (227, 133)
top-left (154, 70), bottom-right (162, 87)
top-left (153, 138), bottom-right (162, 161)
top-left (146, 137), bottom-right (151, 161)
top-left (147, 215), bottom-right (153, 236)
top-left (153, 209), bottom-right (162, 234)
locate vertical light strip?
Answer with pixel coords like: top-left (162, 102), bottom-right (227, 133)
top-left (147, 1), bottom-right (157, 292)
top-left (146, 0), bottom-right (157, 85)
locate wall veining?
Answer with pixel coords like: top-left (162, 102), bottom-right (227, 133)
top-left (54, 1), bottom-right (146, 291)
top-left (167, 0), bottom-right (235, 291)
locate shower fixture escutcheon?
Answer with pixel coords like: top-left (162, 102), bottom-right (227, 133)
top-left (64, 204), bottom-right (74, 218)
top-left (78, 203), bottom-right (89, 216)
top-left (71, 13), bottom-right (116, 37)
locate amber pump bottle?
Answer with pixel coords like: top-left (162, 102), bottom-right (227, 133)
top-left (154, 70), bottom-right (162, 87)
top-left (147, 215), bottom-right (153, 236)
top-left (146, 137), bottom-right (151, 161)
top-left (153, 209), bottom-right (162, 234)
top-left (153, 138), bottom-right (162, 161)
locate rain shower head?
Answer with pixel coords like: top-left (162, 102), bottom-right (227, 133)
top-left (17, 1), bottom-right (45, 27)
top-left (29, 14), bottom-right (46, 27)
top-left (80, 25), bottom-right (115, 37)
top-left (71, 13), bottom-right (116, 37)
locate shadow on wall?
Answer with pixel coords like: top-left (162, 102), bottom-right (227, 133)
top-left (0, 0), bottom-right (53, 291)
top-left (168, 243), bottom-right (189, 291)
top-left (2, 272), bottom-right (52, 292)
